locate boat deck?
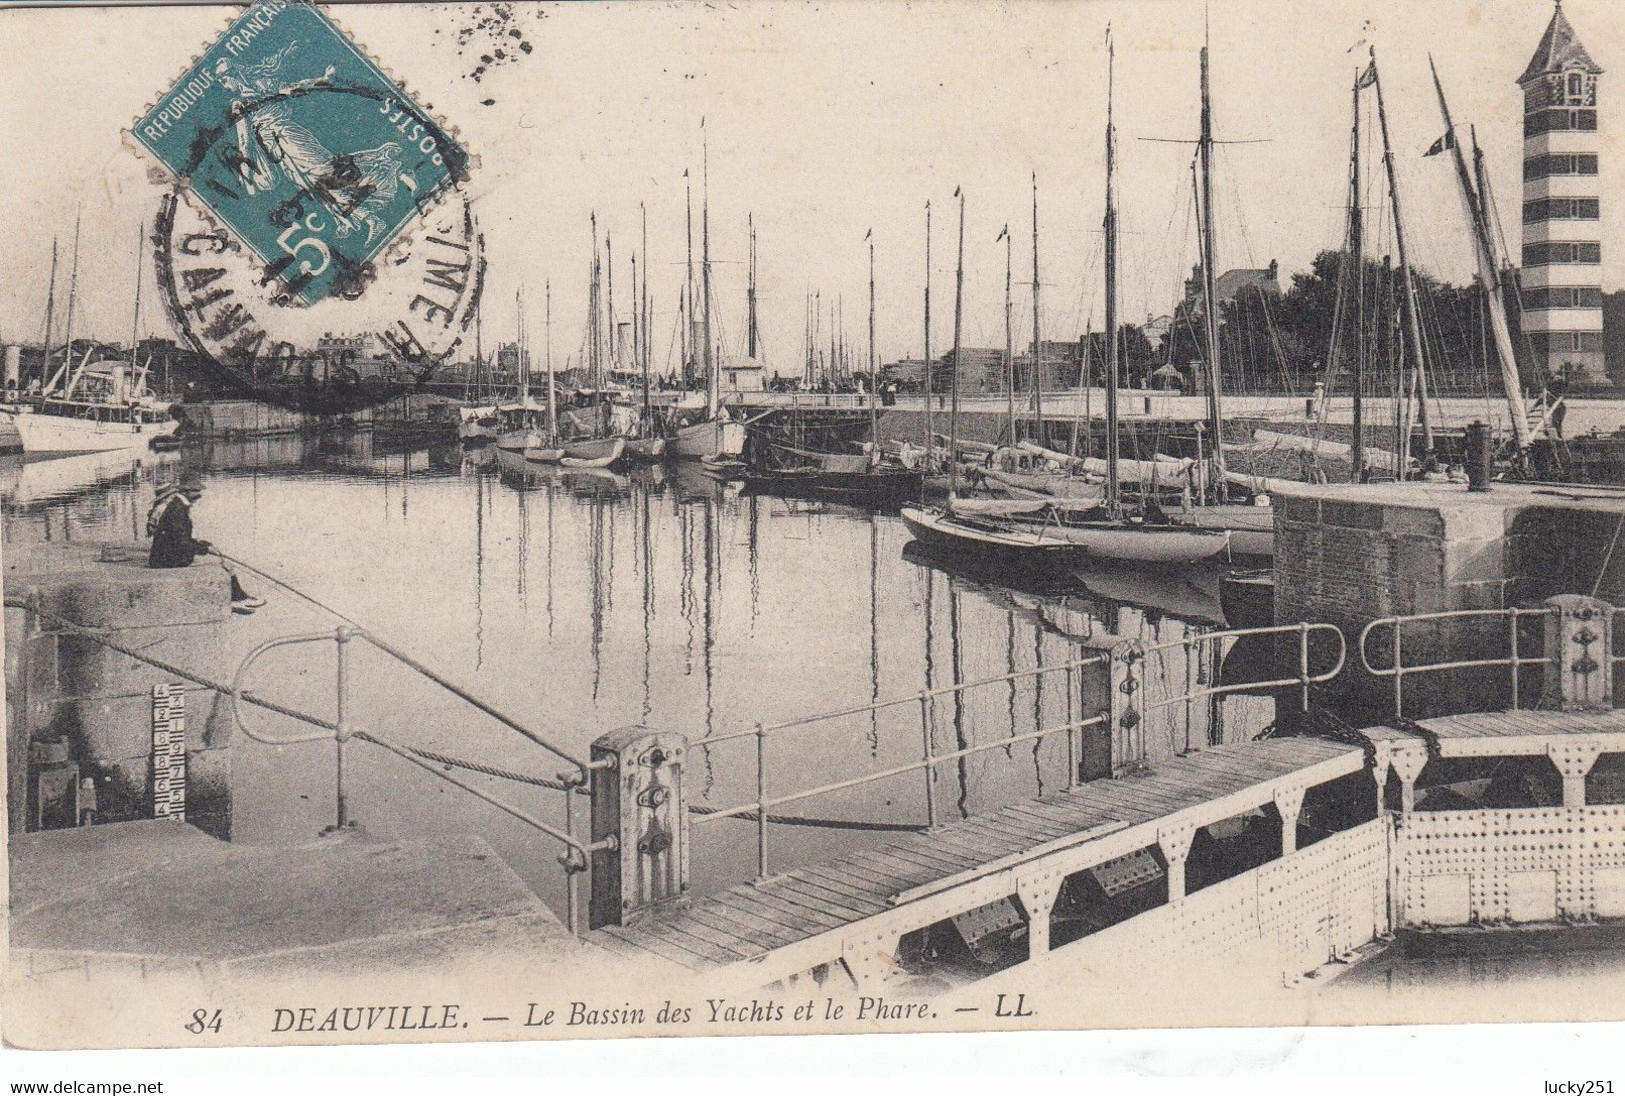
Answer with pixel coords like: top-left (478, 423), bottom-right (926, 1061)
top-left (587, 735), bottom-right (1363, 973)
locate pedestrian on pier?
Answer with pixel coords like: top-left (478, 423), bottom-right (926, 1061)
top-left (147, 474), bottom-right (264, 614)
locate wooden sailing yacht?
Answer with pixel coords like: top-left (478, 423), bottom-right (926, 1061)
top-left (623, 203), bottom-right (667, 462)
top-left (4, 219), bottom-right (179, 454)
top-left (906, 31), bottom-right (1230, 567)
top-left (671, 126), bottom-right (746, 463)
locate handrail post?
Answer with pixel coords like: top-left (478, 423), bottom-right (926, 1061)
top-left (1064, 665), bottom-right (1078, 788)
top-left (562, 778), bottom-right (580, 935)
top-left (1508, 608), bottom-right (1521, 711)
top-left (332, 625), bottom-right (354, 832)
top-left (1298, 621), bottom-right (1311, 713)
top-left (1183, 638), bottom-right (1197, 752)
top-left (755, 722), bottom-right (769, 879)
top-left (919, 692), bottom-right (937, 828)
top-left (1392, 622), bottom-right (1404, 723)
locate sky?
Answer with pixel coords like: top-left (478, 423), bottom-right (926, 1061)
top-left (0, 0), bottom-right (1618, 376)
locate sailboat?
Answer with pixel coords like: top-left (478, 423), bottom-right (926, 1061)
top-left (458, 301), bottom-right (500, 444)
top-left (495, 288), bottom-right (548, 452)
top-left (4, 221), bottom-right (179, 454)
top-left (908, 32), bottom-right (1231, 567)
top-left (671, 127), bottom-right (747, 463)
top-left (623, 204), bottom-right (667, 462)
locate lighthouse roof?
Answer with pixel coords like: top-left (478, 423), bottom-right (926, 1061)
top-left (1520, 2), bottom-right (1601, 83)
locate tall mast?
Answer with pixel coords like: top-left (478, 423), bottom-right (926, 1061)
top-left (58, 209), bottom-right (83, 396)
top-left (607, 231), bottom-right (615, 373)
top-left (546, 280), bottom-right (556, 439)
top-left (1349, 70), bottom-right (1365, 483)
top-left (641, 202), bottom-right (651, 422)
top-left (950, 187), bottom-right (965, 496)
top-left (472, 291), bottom-right (483, 404)
top-left (589, 212), bottom-right (601, 390)
top-left (1000, 223), bottom-right (1014, 444)
top-left (923, 201), bottom-right (934, 462)
top-left (1030, 174), bottom-right (1044, 439)
top-left (517, 286), bottom-right (529, 403)
top-left (1104, 28), bottom-right (1121, 511)
top-left (684, 168), bottom-right (694, 384)
top-left (702, 122), bottom-right (716, 419)
top-left (39, 237), bottom-right (59, 392)
top-left (867, 228), bottom-right (877, 449)
top-left (1370, 47), bottom-right (1434, 462)
top-left (748, 214), bottom-right (759, 360)
top-left (1430, 56), bottom-right (1530, 450)
top-left (1198, 44), bottom-right (1228, 494)
top-left (129, 220), bottom-right (144, 378)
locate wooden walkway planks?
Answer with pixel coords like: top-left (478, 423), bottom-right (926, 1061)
top-left (595, 736), bottom-right (1362, 970)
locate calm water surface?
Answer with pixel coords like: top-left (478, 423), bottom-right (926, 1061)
top-left (2, 434), bottom-right (1258, 913)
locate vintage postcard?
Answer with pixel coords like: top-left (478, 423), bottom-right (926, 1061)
top-left (5, 0), bottom-right (1625, 1055)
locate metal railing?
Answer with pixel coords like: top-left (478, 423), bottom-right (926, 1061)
top-left (230, 625), bottom-right (614, 933)
top-left (1358, 607), bottom-right (1554, 723)
top-left (1141, 622), bottom-right (1349, 721)
top-left (691, 654), bottom-right (1113, 880)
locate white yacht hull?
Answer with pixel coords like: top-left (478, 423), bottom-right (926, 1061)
top-left (7, 410), bottom-right (178, 454)
top-left (670, 418), bottom-right (746, 461)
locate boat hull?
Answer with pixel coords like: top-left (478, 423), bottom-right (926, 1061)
top-left (495, 429), bottom-right (539, 452)
top-left (670, 418), bottom-right (746, 461)
top-left (560, 438), bottom-right (626, 469)
top-left (563, 435), bottom-right (626, 462)
top-left (1183, 503), bottom-right (1275, 558)
top-left (1220, 569), bottom-right (1275, 629)
top-left (7, 410), bottom-right (178, 454)
top-left (624, 436), bottom-right (667, 461)
top-left (1035, 521), bottom-right (1232, 564)
top-left (899, 506), bottom-right (1078, 567)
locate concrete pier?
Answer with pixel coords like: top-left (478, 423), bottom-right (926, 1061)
top-left (4, 541), bottom-right (234, 837)
top-left (1272, 481), bottom-right (1625, 722)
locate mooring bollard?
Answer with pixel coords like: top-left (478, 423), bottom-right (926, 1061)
top-left (1540, 594), bottom-right (1615, 712)
top-left (588, 726), bottom-right (689, 929)
top-left (1077, 638), bottom-right (1143, 779)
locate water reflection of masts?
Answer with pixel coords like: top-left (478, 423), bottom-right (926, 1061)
top-left (922, 566), bottom-right (936, 825)
top-left (1031, 623), bottom-right (1046, 797)
top-left (640, 477), bottom-right (654, 723)
top-left (516, 486), bottom-right (529, 607)
top-left (702, 492), bottom-right (717, 743)
top-left (589, 489), bottom-right (605, 702)
top-left (868, 513), bottom-right (880, 756)
top-left (948, 579), bottom-right (969, 821)
top-left (545, 471), bottom-right (555, 639)
top-left (474, 461), bottom-right (485, 669)
top-left (746, 492), bottom-right (760, 627)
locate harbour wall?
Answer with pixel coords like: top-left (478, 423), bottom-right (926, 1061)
top-left (4, 542), bottom-right (234, 838)
top-left (1272, 482), bottom-right (1625, 723)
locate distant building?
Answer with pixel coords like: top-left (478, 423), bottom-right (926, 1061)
top-left (317, 333), bottom-right (381, 366)
top-left (1518, 0), bottom-right (1607, 387)
top-left (719, 356), bottom-right (767, 392)
top-left (1143, 315), bottom-right (1173, 354)
top-left (1214, 260), bottom-right (1281, 307)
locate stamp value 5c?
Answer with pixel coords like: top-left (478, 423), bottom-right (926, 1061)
top-left (132, 0), bottom-right (471, 306)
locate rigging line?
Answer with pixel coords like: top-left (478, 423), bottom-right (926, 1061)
top-left (1592, 514), bottom-right (1625, 600)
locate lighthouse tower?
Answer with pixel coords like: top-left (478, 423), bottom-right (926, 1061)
top-left (1519, 1), bottom-right (1606, 387)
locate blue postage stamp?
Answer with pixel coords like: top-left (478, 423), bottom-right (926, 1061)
top-left (132, 0), bottom-right (470, 305)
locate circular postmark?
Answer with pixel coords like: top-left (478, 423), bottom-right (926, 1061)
top-left (155, 184), bottom-right (483, 415)
top-left (137, 7), bottom-right (484, 415)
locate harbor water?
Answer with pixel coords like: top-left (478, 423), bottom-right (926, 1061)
top-left (1, 434), bottom-right (1265, 912)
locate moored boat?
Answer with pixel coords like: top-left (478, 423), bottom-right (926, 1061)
top-left (1220, 568), bottom-right (1275, 630)
top-left (560, 437), bottom-right (626, 469)
top-left (899, 505), bottom-right (1079, 567)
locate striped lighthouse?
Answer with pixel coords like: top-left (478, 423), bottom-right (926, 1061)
top-left (1519, 0), bottom-right (1606, 388)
